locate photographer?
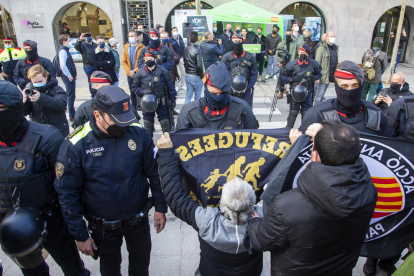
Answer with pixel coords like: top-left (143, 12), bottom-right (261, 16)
top-left (75, 32), bottom-right (97, 97)
top-left (274, 49), bottom-right (291, 100)
top-left (279, 44), bottom-right (321, 128)
top-left (23, 64), bottom-right (69, 137)
top-left (200, 31), bottom-right (223, 70)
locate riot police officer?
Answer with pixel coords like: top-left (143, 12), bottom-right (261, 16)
top-left (54, 86), bottom-right (167, 276)
top-left (132, 51), bottom-right (177, 137)
top-left (280, 44), bottom-right (322, 128)
top-left (177, 61), bottom-right (259, 130)
top-left (0, 36), bottom-right (25, 84)
top-left (221, 33), bottom-right (258, 107)
top-left (0, 81), bottom-right (89, 276)
top-left (299, 60), bottom-right (392, 137)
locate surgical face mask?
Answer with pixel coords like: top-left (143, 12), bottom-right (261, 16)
top-left (205, 86), bottom-right (229, 110)
top-left (213, 27), bottom-right (217, 32)
top-left (335, 82), bottom-right (363, 111)
top-left (146, 59), bottom-right (156, 68)
top-left (329, 37), bottom-right (335, 44)
top-left (32, 82), bottom-right (46, 88)
top-left (116, 44), bottom-right (120, 49)
top-left (86, 37), bottom-right (93, 43)
top-left (390, 83), bottom-right (403, 93)
top-left (128, 37), bottom-right (136, 44)
top-left (173, 31), bottom-right (179, 37)
top-left (161, 38), bottom-right (169, 45)
top-left (99, 43), bottom-right (105, 49)
top-left (5, 44), bottom-right (12, 49)
top-left (257, 32), bottom-right (262, 35)
top-left (293, 26), bottom-right (299, 32)
top-left (299, 54), bottom-right (308, 62)
top-left (247, 28), bottom-right (252, 32)
top-left (150, 37), bottom-right (159, 40)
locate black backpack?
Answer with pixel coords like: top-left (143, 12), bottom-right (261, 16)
top-left (53, 51), bottom-right (63, 78)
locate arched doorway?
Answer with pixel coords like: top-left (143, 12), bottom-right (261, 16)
top-left (372, 6), bottom-right (410, 63)
top-left (165, 1), bottom-right (213, 33)
top-left (0, 6), bottom-right (16, 47)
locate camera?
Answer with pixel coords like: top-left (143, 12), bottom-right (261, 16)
top-left (277, 50), bottom-right (291, 65)
top-left (24, 82), bottom-right (34, 96)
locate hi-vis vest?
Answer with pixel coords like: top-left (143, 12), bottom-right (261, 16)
top-left (0, 47), bottom-right (26, 74)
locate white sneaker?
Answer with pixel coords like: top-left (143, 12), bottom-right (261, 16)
top-left (265, 75), bottom-right (270, 79)
top-left (181, 85), bottom-right (187, 90)
top-left (273, 75), bottom-right (277, 80)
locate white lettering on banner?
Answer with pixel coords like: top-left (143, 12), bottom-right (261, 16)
top-left (192, 18), bottom-right (201, 24)
top-left (86, 147), bottom-right (105, 155)
top-left (241, 14), bottom-right (253, 21)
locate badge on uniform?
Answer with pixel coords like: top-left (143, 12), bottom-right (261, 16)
top-left (55, 162), bottom-right (65, 180)
top-left (14, 160), bottom-right (26, 172)
top-left (128, 139), bottom-right (137, 151)
top-left (154, 77), bottom-right (158, 81)
top-left (306, 72), bottom-right (311, 76)
top-left (123, 102), bottom-right (129, 111)
top-left (157, 55), bottom-right (161, 59)
top-left (14, 53), bottom-right (18, 57)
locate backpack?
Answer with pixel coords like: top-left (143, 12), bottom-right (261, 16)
top-left (53, 51), bottom-right (63, 78)
top-left (362, 49), bottom-right (380, 80)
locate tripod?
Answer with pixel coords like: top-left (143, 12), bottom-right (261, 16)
top-left (268, 66), bottom-right (286, 122)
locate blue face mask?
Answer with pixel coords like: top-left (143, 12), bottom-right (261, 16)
top-left (99, 43), bottom-right (105, 49)
top-left (32, 82), bottom-right (46, 88)
top-left (5, 44), bottom-right (12, 49)
top-left (161, 38), bottom-right (169, 45)
top-left (236, 29), bottom-right (241, 34)
top-left (228, 28), bottom-right (232, 33)
top-left (205, 86), bottom-right (229, 110)
top-left (86, 37), bottom-right (93, 43)
top-left (128, 37), bottom-right (136, 44)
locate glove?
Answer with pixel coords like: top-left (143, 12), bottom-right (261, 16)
top-left (143, 90), bottom-right (153, 95)
top-left (290, 75), bottom-right (303, 83)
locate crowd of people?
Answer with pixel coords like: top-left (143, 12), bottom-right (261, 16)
top-left (0, 17), bottom-right (412, 276)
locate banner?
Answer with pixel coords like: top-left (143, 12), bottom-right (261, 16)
top-left (243, 44), bottom-right (261, 53)
top-left (187, 16), bottom-right (209, 42)
top-left (305, 17), bottom-right (322, 41)
top-left (170, 128), bottom-right (291, 207)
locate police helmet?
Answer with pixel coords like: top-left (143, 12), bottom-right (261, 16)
top-left (291, 84), bottom-right (308, 102)
top-left (0, 207), bottom-right (49, 269)
top-left (141, 93), bottom-right (158, 113)
top-left (231, 75), bottom-right (247, 95)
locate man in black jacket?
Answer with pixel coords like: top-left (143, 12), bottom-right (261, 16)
top-left (265, 25), bottom-right (282, 80)
top-left (75, 32), bottom-right (97, 97)
top-left (248, 119), bottom-right (378, 276)
top-left (184, 31), bottom-right (204, 104)
top-left (93, 35), bottom-right (118, 85)
top-left (219, 23), bottom-right (234, 55)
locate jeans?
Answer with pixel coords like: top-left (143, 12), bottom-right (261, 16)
top-left (114, 72), bottom-right (119, 87)
top-left (83, 65), bottom-right (96, 98)
top-left (91, 217), bottom-right (151, 276)
top-left (362, 82), bottom-right (379, 102)
top-left (314, 83), bottom-right (330, 104)
top-left (256, 52), bottom-right (265, 76)
top-left (185, 74), bottom-right (203, 104)
top-left (395, 49), bottom-right (403, 73)
top-left (61, 75), bottom-right (76, 119)
top-left (127, 75), bottom-right (139, 108)
top-left (267, 55), bottom-right (278, 76)
top-left (177, 58), bottom-right (186, 87)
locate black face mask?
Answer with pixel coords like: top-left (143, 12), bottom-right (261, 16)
top-left (0, 105), bottom-right (25, 143)
top-left (272, 30), bottom-right (277, 35)
top-left (205, 86), bottom-right (229, 110)
top-left (106, 124), bottom-right (127, 139)
top-left (286, 34), bottom-right (292, 41)
top-left (146, 60), bottom-right (156, 68)
top-left (335, 82), bottom-right (363, 112)
top-left (149, 38), bottom-right (161, 49)
top-left (26, 49), bottom-right (39, 63)
top-left (299, 54), bottom-right (308, 62)
top-left (390, 83), bottom-right (403, 94)
top-left (232, 42), bottom-right (243, 56)
top-left (91, 88), bottom-right (98, 95)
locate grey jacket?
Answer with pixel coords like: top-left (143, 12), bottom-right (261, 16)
top-left (108, 44), bottom-right (120, 73)
top-left (363, 47), bottom-right (388, 84)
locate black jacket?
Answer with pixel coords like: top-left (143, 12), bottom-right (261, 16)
top-left (24, 76), bottom-right (69, 137)
top-left (248, 159), bottom-right (378, 276)
top-left (14, 57), bottom-right (56, 90)
top-left (266, 34), bottom-right (282, 56)
top-left (253, 35), bottom-right (267, 53)
top-left (92, 48), bottom-right (118, 83)
top-left (74, 40), bottom-right (97, 66)
top-left (373, 82), bottom-right (412, 113)
top-left (183, 43), bottom-right (203, 78)
top-left (219, 31), bottom-right (234, 55)
top-left (386, 94), bottom-right (414, 141)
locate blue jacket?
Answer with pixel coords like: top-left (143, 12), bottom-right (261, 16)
top-left (219, 31), bottom-right (234, 55)
top-left (200, 40), bottom-right (223, 70)
top-left (169, 35), bottom-right (185, 58)
top-left (54, 119), bottom-right (168, 242)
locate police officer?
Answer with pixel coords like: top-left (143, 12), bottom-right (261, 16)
top-left (54, 86), bottom-right (167, 276)
top-left (132, 51), bottom-right (176, 137)
top-left (72, 71), bottom-right (141, 129)
top-left (0, 81), bottom-right (89, 276)
top-left (386, 94), bottom-right (414, 142)
top-left (177, 61), bottom-right (259, 130)
top-left (280, 44), bottom-right (322, 128)
top-left (299, 60), bottom-right (392, 137)
top-left (14, 40), bottom-right (56, 90)
top-left (0, 36), bottom-right (25, 84)
top-left (221, 33), bottom-right (258, 107)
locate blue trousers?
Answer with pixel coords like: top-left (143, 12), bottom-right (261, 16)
top-left (291, 91), bottom-right (313, 111)
top-left (61, 74), bottom-right (76, 119)
top-left (83, 65), bottom-right (96, 98)
top-left (128, 76), bottom-right (138, 108)
top-left (185, 74), bottom-right (203, 104)
top-left (395, 49), bottom-right (403, 73)
top-left (236, 88), bottom-right (252, 107)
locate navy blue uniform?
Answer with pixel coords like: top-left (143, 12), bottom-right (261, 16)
top-left (137, 45), bottom-right (174, 71)
top-left (13, 57), bottom-right (56, 90)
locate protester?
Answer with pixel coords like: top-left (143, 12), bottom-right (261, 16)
top-left (395, 28), bottom-right (408, 72)
top-left (314, 31), bottom-right (338, 104)
top-left (92, 35), bottom-right (118, 86)
top-left (0, 81), bottom-right (90, 276)
top-left (132, 51), bottom-right (177, 137)
top-left (58, 34), bottom-right (77, 122)
top-left (220, 23), bottom-right (234, 55)
top-left (303, 29), bottom-right (314, 54)
top-left (14, 40), bottom-right (56, 90)
top-left (298, 21), bottom-right (306, 35)
top-left (311, 32), bottom-right (326, 59)
top-left (161, 31), bottom-right (180, 84)
top-left (279, 44), bottom-right (321, 128)
top-left (121, 30), bottom-right (145, 109)
top-left (362, 37), bottom-right (388, 102)
top-left (276, 29), bottom-right (298, 64)
top-left (0, 36), bottom-right (25, 84)
top-left (169, 26), bottom-right (186, 90)
top-left (200, 31), bottom-right (223, 70)
top-left (107, 38), bottom-right (120, 86)
top-left (246, 24), bottom-right (256, 40)
top-left (253, 28), bottom-right (267, 82)
top-left (157, 25), bottom-right (164, 34)
top-left (183, 31), bottom-right (204, 104)
top-left (213, 23), bottom-right (220, 40)
top-left (55, 86), bottom-right (167, 276)
top-left (266, 25), bottom-right (282, 80)
top-left (299, 60), bottom-right (392, 137)
top-left (136, 22), bottom-right (149, 46)
top-left (248, 119), bottom-right (378, 276)
top-left (177, 61), bottom-right (259, 130)
top-left (74, 33), bottom-right (97, 97)
top-left (157, 132), bottom-right (263, 276)
top-left (241, 28), bottom-right (253, 44)
top-left (291, 22), bottom-right (304, 46)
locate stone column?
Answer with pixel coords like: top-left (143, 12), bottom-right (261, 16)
top-left (86, 14), bottom-right (100, 37)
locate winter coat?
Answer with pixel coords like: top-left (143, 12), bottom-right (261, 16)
top-left (168, 35), bottom-right (185, 58)
top-left (362, 47), bottom-right (388, 84)
top-left (74, 40), bottom-right (97, 66)
top-left (121, 43), bottom-right (145, 75)
top-left (158, 148), bottom-right (263, 276)
top-left (107, 44), bottom-right (120, 73)
top-left (92, 47), bottom-right (118, 83)
top-left (386, 94), bottom-right (414, 141)
top-left (166, 42), bottom-right (180, 82)
top-left (275, 39), bottom-right (298, 63)
top-left (184, 43), bottom-right (203, 78)
top-left (23, 76), bottom-right (69, 137)
top-left (219, 31), bottom-right (234, 55)
top-left (303, 36), bottom-right (314, 55)
top-left (315, 41), bottom-right (339, 84)
top-left (372, 82), bottom-right (412, 113)
top-left (200, 40), bottom-right (223, 70)
top-left (248, 159), bottom-right (378, 276)
top-left (253, 35), bottom-right (267, 53)
top-left (266, 34), bottom-right (282, 56)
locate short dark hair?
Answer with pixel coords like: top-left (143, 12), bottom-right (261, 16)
top-left (313, 120), bottom-right (361, 166)
top-left (172, 27), bottom-right (178, 31)
top-left (257, 27), bottom-right (262, 31)
top-left (156, 25), bottom-right (164, 30)
top-left (129, 31), bottom-right (138, 37)
top-left (273, 24), bottom-right (279, 30)
top-left (58, 34), bottom-right (70, 45)
top-left (241, 28), bottom-right (247, 32)
top-left (189, 31), bottom-right (198, 43)
top-left (96, 35), bottom-right (104, 40)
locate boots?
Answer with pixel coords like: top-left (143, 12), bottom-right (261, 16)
top-left (143, 120), bottom-right (154, 138)
top-left (159, 119), bottom-right (171, 134)
top-left (363, 258), bottom-right (378, 276)
top-left (286, 110), bottom-right (299, 128)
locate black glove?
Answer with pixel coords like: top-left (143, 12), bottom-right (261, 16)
top-left (169, 100), bottom-right (176, 108)
top-left (290, 75), bottom-right (303, 83)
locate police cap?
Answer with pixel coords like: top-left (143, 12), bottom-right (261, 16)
top-left (204, 62), bottom-right (232, 93)
top-left (0, 81), bottom-right (23, 107)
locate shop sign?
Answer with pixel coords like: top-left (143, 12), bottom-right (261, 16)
top-left (18, 13), bottom-right (46, 33)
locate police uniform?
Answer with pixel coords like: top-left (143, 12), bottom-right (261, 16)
top-left (0, 81), bottom-right (89, 276)
top-left (386, 95), bottom-right (414, 142)
top-left (177, 61), bottom-right (259, 130)
top-left (132, 52), bottom-right (176, 137)
top-left (280, 45), bottom-right (322, 128)
top-left (0, 37), bottom-right (25, 84)
top-left (54, 86), bottom-right (167, 275)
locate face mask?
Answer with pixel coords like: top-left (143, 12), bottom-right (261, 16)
top-left (205, 86), bottom-right (229, 110)
top-left (116, 44), bottom-right (120, 49)
top-left (272, 30), bottom-right (277, 35)
top-left (232, 41), bottom-right (243, 56)
top-left (91, 87), bottom-right (98, 95)
top-left (299, 54), bottom-right (308, 62)
top-left (236, 29), bottom-right (241, 34)
top-left (293, 26), bottom-right (299, 32)
top-left (390, 83), bottom-right (403, 93)
top-left (247, 28), bottom-right (252, 32)
top-left (149, 38), bottom-right (161, 49)
top-left (0, 105), bottom-right (25, 143)
top-left (213, 27), bottom-right (217, 32)
top-left (335, 82), bottom-right (363, 111)
top-left (128, 37), bottom-right (136, 44)
top-left (257, 32), bottom-right (262, 35)
top-left (329, 37), bottom-right (335, 44)
top-left (5, 44), bottom-right (12, 49)
top-left (32, 82), bottom-right (46, 88)
top-left (150, 37), bottom-right (159, 40)
top-left (99, 43), bottom-right (105, 49)
top-left (106, 124), bottom-right (127, 139)
top-left (173, 31), bottom-right (179, 37)
top-left (286, 34), bottom-right (292, 41)
top-left (86, 37), bottom-right (93, 43)
top-left (228, 28), bottom-right (232, 33)
top-left (161, 38), bottom-right (169, 45)
top-left (26, 49), bottom-right (38, 63)
top-left (146, 59), bottom-right (156, 68)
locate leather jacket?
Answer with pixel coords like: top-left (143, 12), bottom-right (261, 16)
top-left (183, 43), bottom-right (203, 78)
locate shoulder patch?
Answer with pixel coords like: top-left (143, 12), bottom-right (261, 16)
top-left (67, 125), bottom-right (83, 139)
top-left (14, 47), bottom-right (22, 51)
top-left (0, 49), bottom-right (5, 54)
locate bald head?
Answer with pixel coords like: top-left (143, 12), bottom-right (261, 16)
top-left (321, 33), bottom-right (327, 41)
top-left (392, 72), bottom-right (405, 85)
top-left (327, 31), bottom-right (335, 45)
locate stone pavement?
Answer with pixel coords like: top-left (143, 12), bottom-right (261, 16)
top-left (0, 63), bottom-right (412, 275)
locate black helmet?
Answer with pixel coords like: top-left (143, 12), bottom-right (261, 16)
top-left (291, 84), bottom-right (308, 102)
top-left (0, 207), bottom-right (49, 269)
top-left (141, 93), bottom-right (158, 113)
top-left (231, 75), bottom-right (247, 94)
